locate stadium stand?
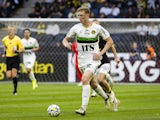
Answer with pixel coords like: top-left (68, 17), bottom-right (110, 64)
top-left (25, 0), bottom-right (160, 18)
top-left (0, 0), bottom-right (157, 18)
top-left (0, 0), bottom-right (27, 17)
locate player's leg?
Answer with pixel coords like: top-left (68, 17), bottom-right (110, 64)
top-left (28, 68), bottom-right (38, 90)
top-left (75, 69), bottom-right (93, 115)
top-left (7, 56), bottom-right (19, 95)
top-left (11, 68), bottom-right (18, 95)
top-left (91, 89), bottom-right (97, 97)
top-left (24, 57), bottom-right (38, 90)
top-left (105, 72), bottom-right (120, 111)
top-left (90, 77), bottom-right (110, 109)
top-left (11, 56), bottom-right (20, 95)
top-left (98, 64), bottom-right (120, 111)
top-left (98, 72), bottom-right (112, 93)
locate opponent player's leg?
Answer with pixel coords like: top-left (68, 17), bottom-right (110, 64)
top-left (105, 72), bottom-right (120, 111)
top-left (91, 89), bottom-right (97, 97)
top-left (97, 64), bottom-right (120, 111)
top-left (90, 76), bottom-right (110, 108)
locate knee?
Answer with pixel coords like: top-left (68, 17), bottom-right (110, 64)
top-left (90, 82), bottom-right (97, 89)
top-left (26, 69), bottom-right (31, 74)
top-left (6, 75), bottom-right (12, 79)
top-left (98, 74), bottom-right (106, 84)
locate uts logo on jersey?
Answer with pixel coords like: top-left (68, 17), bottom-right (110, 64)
top-left (91, 30), bottom-right (96, 34)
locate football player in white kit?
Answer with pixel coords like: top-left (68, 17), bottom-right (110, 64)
top-left (62, 6), bottom-right (114, 116)
top-left (21, 28), bottom-right (40, 90)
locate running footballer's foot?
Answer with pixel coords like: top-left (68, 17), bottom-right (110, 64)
top-left (13, 91), bottom-right (17, 95)
top-left (32, 83), bottom-right (38, 90)
top-left (104, 98), bottom-right (110, 109)
top-left (91, 90), bottom-right (97, 97)
top-left (75, 107), bottom-right (86, 116)
top-left (32, 80), bottom-right (38, 90)
top-left (91, 92), bottom-right (97, 97)
top-left (113, 99), bottom-right (120, 111)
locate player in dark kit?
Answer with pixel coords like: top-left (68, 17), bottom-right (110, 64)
top-left (92, 19), bottom-right (120, 111)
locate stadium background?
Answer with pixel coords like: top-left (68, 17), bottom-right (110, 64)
top-left (0, 19), bottom-right (159, 83)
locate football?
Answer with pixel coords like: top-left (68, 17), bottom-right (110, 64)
top-left (47, 104), bottom-right (60, 117)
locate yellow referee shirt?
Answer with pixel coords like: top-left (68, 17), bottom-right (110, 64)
top-left (2, 35), bottom-right (24, 57)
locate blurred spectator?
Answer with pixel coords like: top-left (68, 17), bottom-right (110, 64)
top-left (68, 7), bottom-right (77, 18)
top-left (146, 41), bottom-right (156, 60)
top-left (49, 3), bottom-right (62, 18)
top-left (40, 6), bottom-right (49, 18)
top-left (145, 4), bottom-right (154, 18)
top-left (148, 22), bottom-right (159, 36)
top-left (81, 0), bottom-right (91, 8)
top-left (136, 23), bottom-right (148, 36)
top-left (147, 0), bottom-right (156, 10)
top-left (28, 7), bottom-right (40, 18)
top-left (99, 2), bottom-right (111, 18)
top-left (136, 0), bottom-right (146, 9)
top-left (124, 0), bottom-right (137, 8)
top-left (37, 22), bottom-right (46, 35)
top-left (34, 1), bottom-right (41, 13)
top-left (108, 3), bottom-right (120, 18)
top-left (0, 0), bottom-right (26, 17)
top-left (124, 7), bottom-right (137, 18)
top-left (137, 6), bottom-right (146, 18)
top-left (129, 41), bottom-right (142, 61)
top-left (46, 22), bottom-right (60, 36)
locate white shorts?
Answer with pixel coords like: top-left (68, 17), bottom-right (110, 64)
top-left (96, 63), bottom-right (111, 75)
top-left (79, 62), bottom-right (100, 74)
top-left (23, 56), bottom-right (36, 69)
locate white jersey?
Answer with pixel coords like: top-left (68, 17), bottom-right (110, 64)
top-left (67, 23), bottom-right (110, 66)
top-left (21, 37), bottom-right (39, 58)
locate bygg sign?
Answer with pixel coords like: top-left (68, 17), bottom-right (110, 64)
top-left (110, 60), bottom-right (160, 83)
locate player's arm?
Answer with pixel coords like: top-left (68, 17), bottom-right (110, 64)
top-left (93, 37), bottom-right (113, 60)
top-left (32, 39), bottom-right (40, 52)
top-left (32, 47), bottom-right (40, 52)
top-left (62, 25), bottom-right (76, 50)
top-left (111, 44), bottom-right (120, 64)
top-left (14, 39), bottom-right (25, 53)
top-left (1, 47), bottom-right (6, 58)
top-left (1, 39), bottom-right (6, 57)
top-left (100, 37), bottom-right (113, 56)
top-left (62, 36), bottom-right (72, 50)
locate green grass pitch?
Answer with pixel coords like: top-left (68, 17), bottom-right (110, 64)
top-left (0, 82), bottom-right (160, 120)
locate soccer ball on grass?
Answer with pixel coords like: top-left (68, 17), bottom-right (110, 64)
top-left (47, 104), bottom-right (60, 117)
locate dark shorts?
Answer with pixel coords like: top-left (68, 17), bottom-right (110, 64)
top-left (6, 55), bottom-right (20, 70)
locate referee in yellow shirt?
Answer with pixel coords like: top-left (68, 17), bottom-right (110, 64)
top-left (2, 25), bottom-right (24, 95)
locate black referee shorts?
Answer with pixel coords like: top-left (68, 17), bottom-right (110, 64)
top-left (6, 55), bottom-right (20, 71)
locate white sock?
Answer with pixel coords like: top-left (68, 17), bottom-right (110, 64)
top-left (29, 71), bottom-right (36, 81)
top-left (82, 85), bottom-right (90, 111)
top-left (106, 73), bottom-right (113, 83)
top-left (109, 91), bottom-right (117, 103)
top-left (91, 89), bottom-right (97, 95)
top-left (94, 85), bottom-right (108, 100)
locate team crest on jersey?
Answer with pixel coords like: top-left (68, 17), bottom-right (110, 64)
top-left (91, 30), bottom-right (96, 34)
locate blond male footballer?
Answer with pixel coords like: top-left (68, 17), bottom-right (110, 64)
top-left (62, 6), bottom-right (114, 116)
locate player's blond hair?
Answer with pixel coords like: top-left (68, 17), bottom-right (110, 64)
top-left (77, 6), bottom-right (90, 14)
